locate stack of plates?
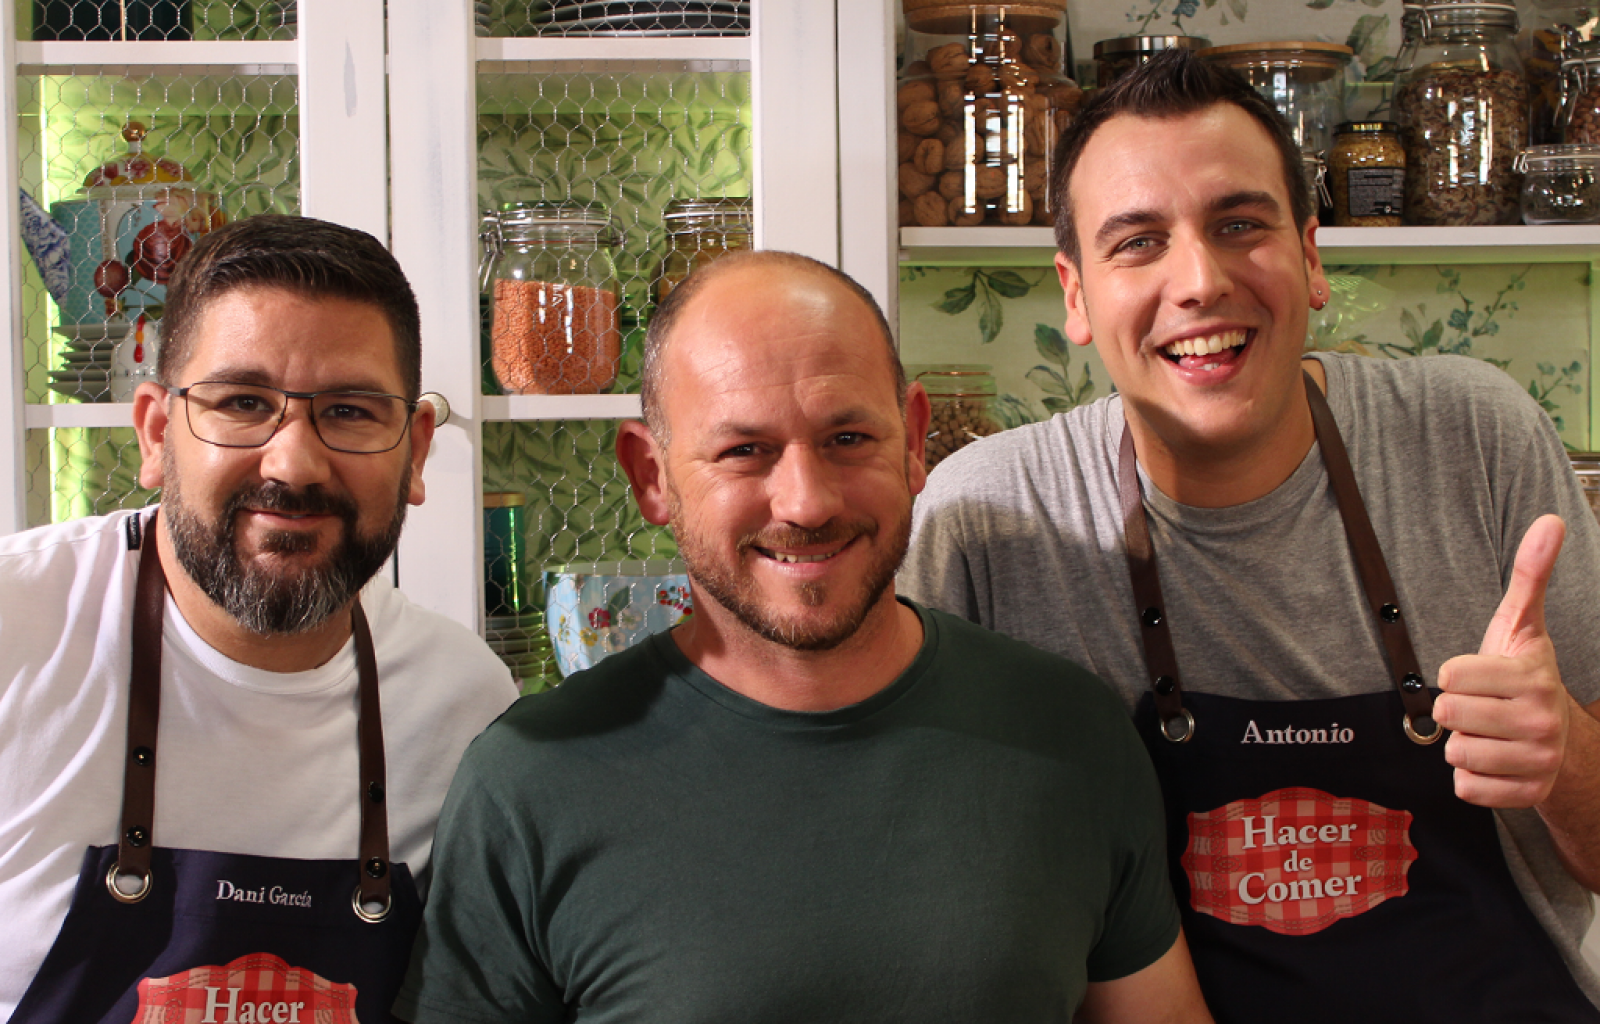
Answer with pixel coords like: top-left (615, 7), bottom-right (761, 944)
top-left (486, 611), bottom-right (559, 694)
top-left (47, 323), bottom-right (126, 402)
top-left (537, 0), bottom-right (748, 36)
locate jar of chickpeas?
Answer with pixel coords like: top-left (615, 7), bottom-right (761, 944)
top-left (912, 364), bottom-right (1000, 469)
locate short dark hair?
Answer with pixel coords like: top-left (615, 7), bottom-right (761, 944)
top-left (1050, 47), bottom-right (1313, 263)
top-left (158, 214), bottom-right (422, 399)
top-left (640, 250), bottom-right (906, 443)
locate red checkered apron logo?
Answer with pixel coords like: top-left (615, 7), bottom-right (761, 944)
top-left (132, 953), bottom-right (359, 1024)
top-left (1182, 786), bottom-right (1418, 936)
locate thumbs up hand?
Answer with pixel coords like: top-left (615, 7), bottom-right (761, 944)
top-left (1434, 515), bottom-right (1574, 809)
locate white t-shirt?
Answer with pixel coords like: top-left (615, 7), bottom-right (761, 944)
top-left (0, 509), bottom-right (519, 1017)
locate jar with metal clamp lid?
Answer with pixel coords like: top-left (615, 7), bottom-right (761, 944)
top-left (1561, 42), bottom-right (1600, 143)
top-left (912, 364), bottom-right (1000, 469)
top-left (1394, 3), bottom-right (1529, 225)
top-left (897, 1), bottom-right (1082, 228)
top-left (1517, 143), bottom-right (1600, 222)
top-left (654, 197), bottom-right (752, 303)
top-left (489, 201), bottom-right (621, 395)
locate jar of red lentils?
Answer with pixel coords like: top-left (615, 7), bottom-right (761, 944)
top-left (490, 201), bottom-right (621, 395)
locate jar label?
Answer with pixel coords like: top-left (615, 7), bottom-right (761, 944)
top-left (1347, 168), bottom-right (1405, 218)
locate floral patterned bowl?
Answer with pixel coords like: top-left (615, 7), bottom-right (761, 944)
top-left (544, 560), bottom-right (693, 678)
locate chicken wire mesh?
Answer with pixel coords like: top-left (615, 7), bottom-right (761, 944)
top-left (477, 61), bottom-right (750, 690)
top-left (17, 67), bottom-right (299, 527)
top-left (482, 0), bottom-right (748, 39)
top-left (18, 0), bottom-right (297, 41)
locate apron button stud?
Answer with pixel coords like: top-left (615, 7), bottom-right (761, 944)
top-left (125, 826), bottom-right (149, 847)
top-left (368, 781), bottom-right (385, 803)
top-left (1381, 603), bottom-right (1401, 623)
top-left (1401, 672), bottom-right (1424, 694)
top-left (1155, 675), bottom-right (1176, 696)
top-left (132, 746), bottom-right (153, 767)
top-left (1142, 607), bottom-right (1164, 628)
top-left (364, 857), bottom-right (388, 879)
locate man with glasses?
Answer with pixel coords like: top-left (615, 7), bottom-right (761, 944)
top-left (0, 215), bottom-right (518, 1024)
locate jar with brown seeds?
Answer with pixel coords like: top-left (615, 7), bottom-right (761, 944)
top-left (1394, 4), bottom-right (1527, 225)
top-left (1561, 50), bottom-right (1600, 145)
top-left (908, 364), bottom-right (1001, 470)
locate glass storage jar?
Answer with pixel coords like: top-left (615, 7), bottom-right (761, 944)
top-left (1561, 43), bottom-right (1600, 142)
top-left (1328, 121), bottom-right (1406, 226)
top-left (479, 209), bottom-right (501, 395)
top-left (654, 197), bottom-right (752, 302)
top-left (1394, 3), bottom-right (1529, 225)
top-left (898, 1), bottom-right (1082, 228)
top-left (490, 201), bottom-right (622, 395)
top-left (1092, 35), bottom-right (1211, 87)
top-left (1516, 143), bottom-right (1600, 222)
top-left (1396, 2), bottom-right (1426, 77)
top-left (1521, 3), bottom-right (1599, 143)
top-left (1199, 41), bottom-right (1354, 157)
top-left (1302, 151), bottom-right (1334, 224)
top-left (912, 364), bottom-right (1000, 469)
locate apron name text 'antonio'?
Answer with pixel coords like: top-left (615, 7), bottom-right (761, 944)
top-left (1240, 721), bottom-right (1355, 745)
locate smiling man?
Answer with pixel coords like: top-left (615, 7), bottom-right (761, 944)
top-left (0, 215), bottom-right (517, 1024)
top-left (395, 250), bottom-right (1212, 1024)
top-left (901, 49), bottom-right (1600, 1021)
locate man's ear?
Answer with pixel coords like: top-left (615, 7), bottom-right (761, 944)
top-left (616, 419), bottom-right (671, 526)
top-left (132, 381), bottom-right (172, 490)
top-left (904, 381), bottom-right (931, 493)
top-left (1055, 251), bottom-right (1093, 348)
top-left (404, 396), bottom-right (438, 506)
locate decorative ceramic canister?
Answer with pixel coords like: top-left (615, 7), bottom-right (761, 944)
top-left (51, 121), bottom-right (227, 326)
top-left (110, 312), bottom-right (161, 401)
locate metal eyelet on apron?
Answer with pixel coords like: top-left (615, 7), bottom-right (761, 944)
top-left (1160, 707), bottom-right (1195, 744)
top-left (352, 885), bottom-right (393, 923)
top-left (1403, 712), bottom-right (1443, 745)
top-left (104, 862), bottom-right (152, 904)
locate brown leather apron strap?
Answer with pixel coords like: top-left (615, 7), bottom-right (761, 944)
top-left (1117, 370), bottom-right (1440, 745)
top-left (1119, 426), bottom-right (1193, 743)
top-left (351, 599), bottom-right (393, 921)
top-left (112, 509), bottom-right (164, 902)
top-left (113, 510), bottom-right (397, 918)
top-left (1301, 371), bottom-right (1440, 742)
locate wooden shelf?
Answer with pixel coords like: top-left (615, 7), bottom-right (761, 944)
top-left (16, 40), bottom-right (297, 75)
top-left (481, 394), bottom-right (642, 421)
top-left (899, 225), bottom-right (1600, 266)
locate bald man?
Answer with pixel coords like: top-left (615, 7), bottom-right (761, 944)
top-left (395, 252), bottom-right (1212, 1024)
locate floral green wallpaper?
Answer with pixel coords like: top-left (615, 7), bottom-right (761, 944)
top-left (898, 262), bottom-right (1593, 449)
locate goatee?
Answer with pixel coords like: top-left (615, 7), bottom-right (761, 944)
top-left (162, 465), bottom-right (407, 636)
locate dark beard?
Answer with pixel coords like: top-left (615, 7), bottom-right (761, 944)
top-left (671, 502), bottom-right (911, 653)
top-left (162, 468), bottom-right (408, 636)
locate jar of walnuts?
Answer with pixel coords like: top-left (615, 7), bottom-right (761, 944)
top-left (912, 364), bottom-right (1001, 469)
top-left (897, 1), bottom-right (1083, 229)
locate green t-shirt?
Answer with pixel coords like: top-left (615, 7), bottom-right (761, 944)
top-left (395, 602), bottom-right (1179, 1023)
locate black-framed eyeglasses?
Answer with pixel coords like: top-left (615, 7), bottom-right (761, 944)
top-left (168, 381), bottom-right (420, 455)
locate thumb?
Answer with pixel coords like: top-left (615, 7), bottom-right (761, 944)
top-left (1479, 514), bottom-right (1565, 657)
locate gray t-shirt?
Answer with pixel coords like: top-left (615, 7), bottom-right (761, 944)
top-left (901, 351), bottom-right (1600, 1005)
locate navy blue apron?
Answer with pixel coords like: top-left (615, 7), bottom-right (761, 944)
top-left (9, 510), bottom-right (421, 1024)
top-left (1120, 373), bottom-right (1600, 1023)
